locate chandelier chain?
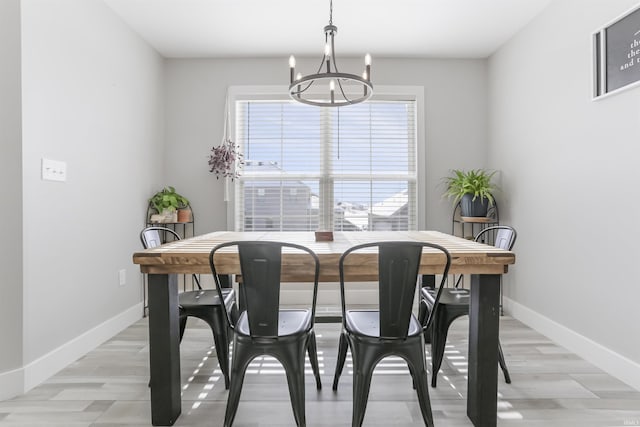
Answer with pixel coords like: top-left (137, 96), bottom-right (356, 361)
top-left (329, 0), bottom-right (333, 26)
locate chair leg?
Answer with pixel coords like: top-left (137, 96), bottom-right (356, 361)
top-left (429, 313), bottom-right (450, 388)
top-left (498, 340), bottom-right (511, 384)
top-left (407, 363), bottom-right (417, 390)
top-left (405, 346), bottom-right (435, 427)
top-left (224, 339), bottom-right (251, 427)
top-left (418, 299), bottom-right (427, 325)
top-left (179, 313), bottom-right (187, 343)
top-left (418, 301), bottom-right (433, 344)
top-left (350, 343), bottom-right (377, 427)
top-left (199, 309), bottom-right (231, 390)
top-left (418, 300), bottom-right (432, 344)
top-left (332, 332), bottom-right (349, 390)
top-left (307, 332), bottom-right (322, 390)
top-left (229, 301), bottom-right (239, 326)
top-left (278, 337), bottom-right (308, 427)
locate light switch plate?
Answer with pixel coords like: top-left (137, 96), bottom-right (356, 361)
top-left (42, 158), bottom-right (67, 182)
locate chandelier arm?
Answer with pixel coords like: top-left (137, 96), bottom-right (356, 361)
top-left (336, 79), bottom-right (354, 104)
top-left (316, 30), bottom-right (330, 75)
top-left (292, 80), bottom-right (316, 95)
top-left (315, 61), bottom-right (324, 75)
top-left (329, 32), bottom-right (338, 73)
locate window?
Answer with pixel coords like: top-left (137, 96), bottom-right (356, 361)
top-left (234, 96), bottom-right (418, 232)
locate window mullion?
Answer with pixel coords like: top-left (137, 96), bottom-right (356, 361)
top-left (321, 108), bottom-right (333, 230)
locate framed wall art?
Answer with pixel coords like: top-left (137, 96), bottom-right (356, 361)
top-left (593, 3), bottom-right (640, 99)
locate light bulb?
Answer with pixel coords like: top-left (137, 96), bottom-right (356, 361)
top-left (325, 44), bottom-right (331, 57)
top-left (289, 55), bottom-right (296, 83)
top-left (330, 79), bottom-right (335, 104)
top-left (365, 54), bottom-right (371, 82)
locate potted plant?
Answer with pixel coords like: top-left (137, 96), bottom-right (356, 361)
top-left (443, 169), bottom-right (497, 217)
top-left (149, 186), bottom-right (191, 223)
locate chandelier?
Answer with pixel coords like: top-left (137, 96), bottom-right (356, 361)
top-left (288, 0), bottom-right (373, 107)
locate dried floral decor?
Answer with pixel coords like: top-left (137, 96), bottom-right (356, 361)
top-left (208, 138), bottom-right (243, 180)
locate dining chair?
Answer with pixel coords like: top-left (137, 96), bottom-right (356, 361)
top-left (140, 226), bottom-right (236, 389)
top-left (209, 241), bottom-right (322, 427)
top-left (332, 241), bottom-right (451, 427)
top-left (418, 225), bottom-right (516, 387)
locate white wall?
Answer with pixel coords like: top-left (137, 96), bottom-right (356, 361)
top-left (13, 0), bottom-right (164, 392)
top-left (489, 0), bottom-right (640, 389)
top-left (164, 57), bottom-right (489, 234)
top-left (0, 0), bottom-right (24, 391)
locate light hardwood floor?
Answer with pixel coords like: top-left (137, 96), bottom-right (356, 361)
top-left (1, 315), bottom-right (639, 426)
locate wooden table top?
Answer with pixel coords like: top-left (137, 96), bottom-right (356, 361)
top-left (133, 231), bottom-right (515, 281)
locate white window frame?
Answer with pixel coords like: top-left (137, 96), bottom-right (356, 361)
top-left (225, 85), bottom-right (426, 231)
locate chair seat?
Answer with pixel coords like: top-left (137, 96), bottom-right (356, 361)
top-left (236, 309), bottom-right (312, 337)
top-left (179, 288), bottom-right (234, 308)
top-left (421, 287), bottom-right (470, 307)
top-left (345, 310), bottom-right (422, 338)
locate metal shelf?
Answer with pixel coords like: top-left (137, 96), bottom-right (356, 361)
top-left (142, 203), bottom-right (196, 317)
top-left (452, 201), bottom-right (499, 240)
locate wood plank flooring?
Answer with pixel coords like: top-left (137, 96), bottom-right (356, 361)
top-left (1, 315), bottom-right (639, 426)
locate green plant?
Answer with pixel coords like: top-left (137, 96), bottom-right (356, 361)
top-left (149, 186), bottom-right (190, 213)
top-left (443, 169), bottom-right (497, 206)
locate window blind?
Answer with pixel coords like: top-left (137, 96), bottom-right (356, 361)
top-left (234, 99), bottom-right (417, 232)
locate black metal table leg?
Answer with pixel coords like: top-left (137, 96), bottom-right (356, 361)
top-left (467, 274), bottom-right (500, 427)
top-left (148, 273), bottom-right (182, 426)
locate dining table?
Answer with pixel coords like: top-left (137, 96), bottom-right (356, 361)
top-left (132, 230), bottom-right (516, 427)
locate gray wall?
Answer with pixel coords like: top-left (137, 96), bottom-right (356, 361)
top-left (0, 0), bottom-right (164, 397)
top-left (0, 0), bottom-right (23, 378)
top-left (20, 0), bottom-right (163, 363)
top-left (489, 0), bottom-right (640, 386)
top-left (164, 58), bottom-right (489, 234)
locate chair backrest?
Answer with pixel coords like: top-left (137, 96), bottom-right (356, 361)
top-left (140, 226), bottom-right (181, 249)
top-left (209, 241), bottom-right (320, 338)
top-left (339, 241), bottom-right (451, 339)
top-left (474, 225), bottom-right (517, 251)
top-left (140, 227), bottom-right (203, 290)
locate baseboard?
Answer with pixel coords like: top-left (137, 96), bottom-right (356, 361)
top-left (0, 366), bottom-right (24, 401)
top-left (503, 297), bottom-right (640, 391)
top-left (0, 303), bottom-right (143, 400)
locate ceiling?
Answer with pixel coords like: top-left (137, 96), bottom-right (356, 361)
top-left (103, 0), bottom-right (553, 59)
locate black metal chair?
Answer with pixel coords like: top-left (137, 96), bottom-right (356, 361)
top-left (418, 225), bottom-right (516, 387)
top-left (209, 241), bottom-right (322, 427)
top-left (332, 241), bottom-right (451, 427)
top-left (140, 226), bottom-right (236, 389)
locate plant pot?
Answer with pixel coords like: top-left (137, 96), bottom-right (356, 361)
top-left (177, 208), bottom-right (191, 223)
top-left (460, 193), bottom-right (489, 217)
top-left (162, 208), bottom-right (177, 223)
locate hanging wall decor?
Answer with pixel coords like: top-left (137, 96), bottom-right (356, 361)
top-left (209, 138), bottom-right (243, 180)
top-left (208, 96), bottom-right (244, 181)
top-left (593, 4), bottom-right (640, 99)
